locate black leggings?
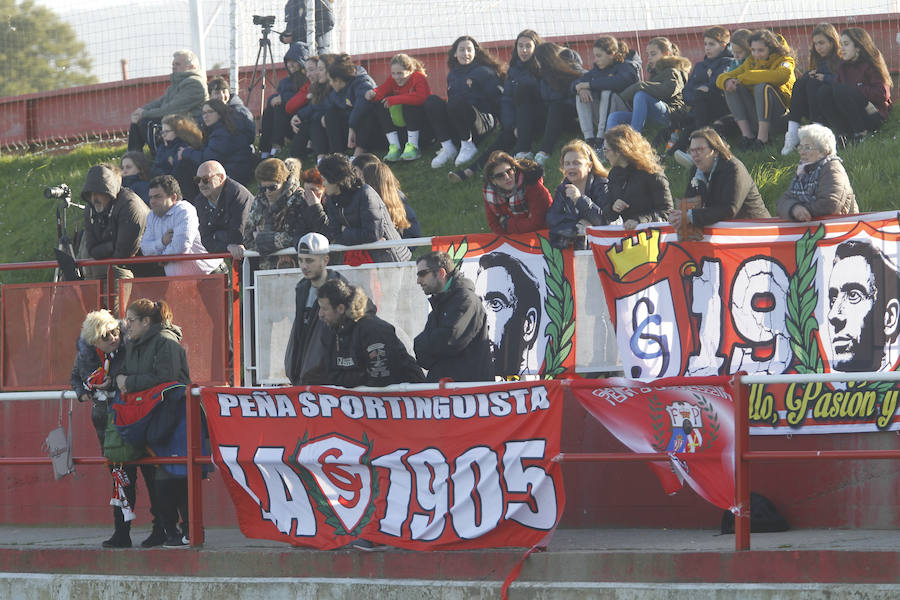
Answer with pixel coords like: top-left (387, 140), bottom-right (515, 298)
top-left (374, 103), bottom-right (427, 134)
top-left (689, 90), bottom-right (730, 129)
top-left (289, 119), bottom-right (313, 157)
top-left (787, 75), bottom-right (830, 124)
top-left (424, 95), bottom-right (495, 143)
top-left (540, 101), bottom-right (575, 154)
top-left (324, 106), bottom-right (380, 153)
top-left (512, 99), bottom-right (545, 154)
top-left (817, 82), bottom-right (883, 135)
top-left (156, 474), bottom-right (189, 536)
top-left (259, 101), bottom-right (292, 153)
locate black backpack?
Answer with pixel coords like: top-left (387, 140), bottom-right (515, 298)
top-left (721, 492), bottom-right (789, 534)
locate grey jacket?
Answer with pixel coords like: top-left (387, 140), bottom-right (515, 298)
top-left (141, 68), bottom-right (208, 120)
top-left (776, 157), bottom-right (859, 220)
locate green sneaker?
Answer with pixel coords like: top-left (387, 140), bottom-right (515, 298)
top-left (383, 144), bottom-right (402, 162)
top-left (400, 143), bottom-right (421, 161)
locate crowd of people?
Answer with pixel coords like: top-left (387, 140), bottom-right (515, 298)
top-left (72, 19), bottom-right (892, 548)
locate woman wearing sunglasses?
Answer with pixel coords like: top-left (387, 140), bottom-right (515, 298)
top-left (237, 158), bottom-right (314, 269)
top-left (481, 151), bottom-right (550, 235)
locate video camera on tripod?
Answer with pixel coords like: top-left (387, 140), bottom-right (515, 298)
top-left (252, 14), bottom-right (277, 29)
top-left (44, 182), bottom-right (85, 281)
top-left (245, 15), bottom-right (283, 114)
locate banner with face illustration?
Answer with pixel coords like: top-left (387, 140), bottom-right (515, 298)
top-left (200, 381), bottom-right (565, 550)
top-left (431, 233), bottom-right (576, 377)
top-left (587, 212), bottom-right (900, 434)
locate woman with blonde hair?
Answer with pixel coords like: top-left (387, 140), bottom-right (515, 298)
top-left (547, 139), bottom-right (609, 248)
top-left (360, 161), bottom-right (422, 238)
top-left (153, 114), bottom-right (202, 177)
top-left (602, 124), bottom-right (673, 229)
top-left (365, 53), bottom-right (431, 161)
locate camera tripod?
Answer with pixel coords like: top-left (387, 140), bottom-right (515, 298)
top-left (244, 21), bottom-right (279, 116)
top-left (49, 188), bottom-right (85, 282)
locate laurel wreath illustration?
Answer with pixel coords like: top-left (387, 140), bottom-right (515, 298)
top-left (786, 225), bottom-right (825, 375)
top-left (290, 432), bottom-right (380, 538)
top-left (648, 393), bottom-right (719, 452)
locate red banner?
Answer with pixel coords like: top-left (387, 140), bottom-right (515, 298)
top-left (587, 213), bottom-right (900, 434)
top-left (431, 232), bottom-right (576, 377)
top-left (200, 382), bottom-right (565, 549)
top-left (569, 376), bottom-right (736, 511)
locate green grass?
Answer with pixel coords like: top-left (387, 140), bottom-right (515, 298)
top-left (2, 113), bottom-right (898, 284)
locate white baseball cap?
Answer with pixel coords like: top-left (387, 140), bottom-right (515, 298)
top-left (297, 232), bottom-right (330, 255)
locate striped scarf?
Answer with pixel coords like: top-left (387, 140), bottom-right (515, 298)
top-left (483, 171), bottom-right (528, 218)
top-left (788, 156), bottom-right (840, 207)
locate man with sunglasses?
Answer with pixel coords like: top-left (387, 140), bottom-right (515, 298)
top-left (413, 251), bottom-right (495, 383)
top-left (191, 161), bottom-right (253, 260)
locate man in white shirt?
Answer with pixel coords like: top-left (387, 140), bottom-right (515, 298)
top-left (142, 175), bottom-right (223, 276)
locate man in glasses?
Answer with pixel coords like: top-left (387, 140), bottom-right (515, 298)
top-left (413, 251), bottom-right (495, 382)
top-left (191, 161), bottom-right (253, 261)
top-left (284, 232), bottom-right (347, 384)
top-left (128, 50), bottom-right (208, 155)
top-left (141, 175), bottom-right (224, 276)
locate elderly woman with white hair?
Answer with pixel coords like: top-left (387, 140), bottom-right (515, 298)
top-left (777, 123), bottom-right (858, 221)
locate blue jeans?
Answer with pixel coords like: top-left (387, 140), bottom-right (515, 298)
top-left (607, 91), bottom-right (670, 133)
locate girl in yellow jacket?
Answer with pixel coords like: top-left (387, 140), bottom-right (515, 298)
top-left (716, 29), bottom-right (795, 150)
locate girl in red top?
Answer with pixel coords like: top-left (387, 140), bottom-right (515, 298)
top-left (365, 53), bottom-right (431, 162)
top-left (482, 151), bottom-right (550, 235)
top-left (818, 27), bottom-right (893, 143)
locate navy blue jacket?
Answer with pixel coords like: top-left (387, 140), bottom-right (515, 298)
top-left (325, 67), bottom-right (376, 129)
top-left (122, 174), bottom-right (150, 205)
top-left (447, 62), bottom-right (502, 115)
top-left (500, 61), bottom-right (541, 128)
top-left (182, 121), bottom-right (254, 184)
top-left (153, 138), bottom-right (188, 177)
top-left (540, 48), bottom-right (584, 104)
top-left (684, 45), bottom-right (737, 105)
top-left (546, 173), bottom-right (609, 248)
top-left (573, 49), bottom-right (642, 94)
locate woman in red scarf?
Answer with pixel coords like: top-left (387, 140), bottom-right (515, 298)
top-left (481, 151), bottom-right (550, 235)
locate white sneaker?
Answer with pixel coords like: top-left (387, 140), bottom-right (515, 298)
top-left (455, 141), bottom-right (478, 166)
top-left (673, 150), bottom-right (694, 169)
top-left (781, 129), bottom-right (799, 156)
top-left (431, 144), bottom-right (458, 169)
top-left (534, 151), bottom-right (551, 166)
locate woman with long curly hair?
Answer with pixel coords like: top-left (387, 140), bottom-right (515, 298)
top-left (546, 139), bottom-right (609, 249)
top-left (602, 124), bottom-right (672, 229)
top-left (817, 26), bottom-right (893, 143)
top-left (482, 151), bottom-right (550, 235)
top-left (424, 35), bottom-right (505, 169)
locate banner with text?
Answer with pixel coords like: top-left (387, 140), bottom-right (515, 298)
top-left (432, 232), bottom-right (576, 377)
top-left (587, 213), bottom-right (900, 434)
top-left (569, 376), bottom-right (736, 510)
top-left (201, 382), bottom-right (565, 549)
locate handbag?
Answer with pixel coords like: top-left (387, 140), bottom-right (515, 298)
top-left (102, 407), bottom-right (143, 463)
top-left (42, 392), bottom-right (75, 480)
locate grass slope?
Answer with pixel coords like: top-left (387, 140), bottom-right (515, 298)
top-left (1, 115), bottom-right (898, 284)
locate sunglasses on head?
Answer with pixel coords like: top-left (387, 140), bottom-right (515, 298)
top-left (259, 184), bottom-right (280, 193)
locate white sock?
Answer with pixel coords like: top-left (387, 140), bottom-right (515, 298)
top-left (408, 131), bottom-right (419, 147)
top-left (441, 139), bottom-right (456, 152)
top-left (386, 131), bottom-right (400, 146)
top-left (787, 121), bottom-right (800, 135)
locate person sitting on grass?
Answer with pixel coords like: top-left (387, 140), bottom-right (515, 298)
top-left (366, 53), bottom-right (431, 162)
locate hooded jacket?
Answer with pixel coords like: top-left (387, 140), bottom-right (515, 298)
top-left (181, 120), bottom-right (255, 185)
top-left (325, 66), bottom-right (376, 130)
top-left (284, 269), bottom-right (348, 385)
top-left (414, 274), bottom-right (495, 383)
top-left (81, 165), bottom-right (149, 262)
top-left (112, 323), bottom-right (190, 393)
top-left (621, 55), bottom-right (692, 111)
top-left (141, 68), bottom-right (208, 120)
top-left (716, 46), bottom-right (796, 102)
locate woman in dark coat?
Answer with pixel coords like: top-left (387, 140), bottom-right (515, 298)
top-left (302, 153), bottom-right (410, 263)
top-left (602, 124), bottom-right (673, 229)
top-left (546, 139), bottom-right (609, 249)
top-left (670, 127), bottom-right (770, 231)
top-left (178, 99), bottom-right (255, 186)
top-left (113, 299), bottom-right (191, 548)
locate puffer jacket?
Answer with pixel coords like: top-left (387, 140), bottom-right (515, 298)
top-left (325, 67), bottom-right (376, 129)
top-left (606, 165), bottom-right (673, 224)
top-left (141, 68), bottom-right (208, 120)
top-left (81, 165), bottom-right (149, 262)
top-left (181, 120), bottom-right (254, 184)
top-left (113, 323), bottom-right (190, 393)
top-left (716, 46), bottom-right (796, 103)
top-left (683, 45), bottom-right (737, 105)
top-left (242, 175), bottom-right (312, 269)
top-left (776, 156), bottom-right (858, 219)
top-left (621, 55), bottom-right (693, 111)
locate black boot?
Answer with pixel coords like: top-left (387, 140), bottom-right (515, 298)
top-left (141, 523), bottom-right (167, 548)
top-left (102, 508), bottom-right (132, 548)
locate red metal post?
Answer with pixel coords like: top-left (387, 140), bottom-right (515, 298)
top-left (186, 384), bottom-right (205, 546)
top-left (731, 373), bottom-right (751, 551)
top-left (230, 259), bottom-right (242, 386)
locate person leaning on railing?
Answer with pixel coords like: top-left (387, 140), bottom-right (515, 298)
top-left (70, 309), bottom-right (162, 549)
top-left (112, 299), bottom-right (191, 548)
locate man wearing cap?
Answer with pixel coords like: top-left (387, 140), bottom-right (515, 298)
top-left (191, 161), bottom-right (253, 261)
top-left (141, 175), bottom-right (224, 276)
top-left (284, 232), bottom-right (346, 384)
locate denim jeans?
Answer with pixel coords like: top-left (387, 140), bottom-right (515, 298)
top-left (607, 91), bottom-right (670, 133)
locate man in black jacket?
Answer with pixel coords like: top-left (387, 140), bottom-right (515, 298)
top-left (414, 251), bottom-right (495, 383)
top-left (191, 160), bottom-right (253, 260)
top-left (284, 233), bottom-right (346, 384)
top-left (315, 279), bottom-right (424, 387)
